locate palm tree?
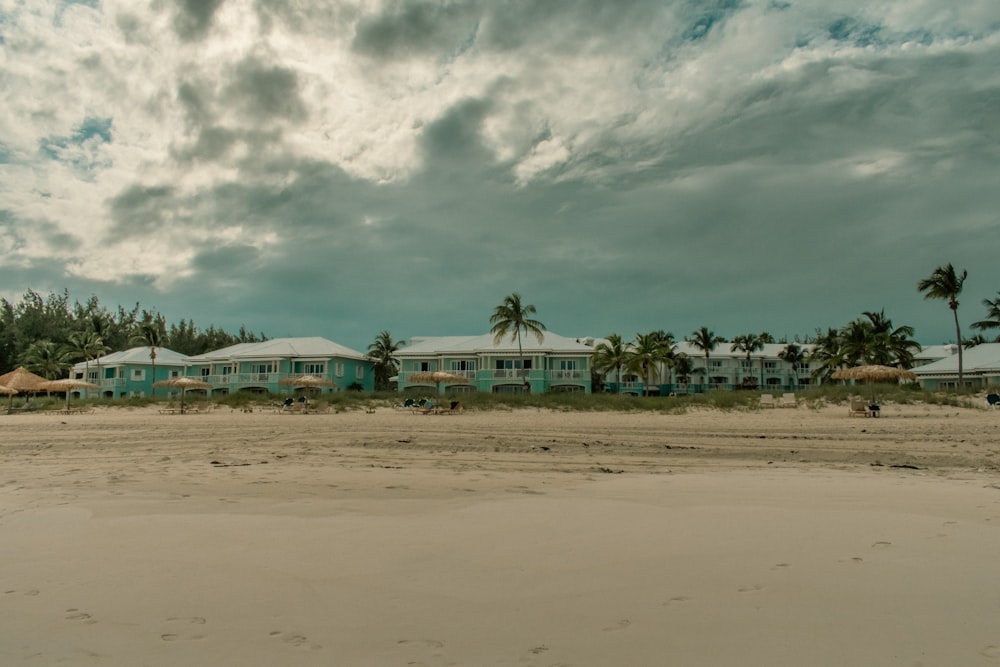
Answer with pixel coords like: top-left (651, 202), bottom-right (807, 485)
top-left (778, 343), bottom-right (806, 390)
top-left (591, 333), bottom-right (631, 394)
top-left (862, 309), bottom-right (920, 368)
top-left (489, 293), bottom-right (546, 383)
top-left (673, 354), bottom-right (694, 388)
top-left (730, 333), bottom-right (764, 389)
top-left (68, 331), bottom-right (110, 398)
top-left (686, 326), bottom-right (723, 391)
top-left (367, 330), bottom-right (404, 391)
top-left (131, 322), bottom-right (163, 395)
top-left (971, 293), bottom-right (1000, 341)
top-left (808, 327), bottom-right (847, 384)
top-left (21, 340), bottom-right (72, 380)
top-left (918, 264), bottom-right (968, 387)
top-left (627, 332), bottom-right (670, 396)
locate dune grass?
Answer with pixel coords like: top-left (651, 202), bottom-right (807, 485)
top-left (15, 384), bottom-right (988, 414)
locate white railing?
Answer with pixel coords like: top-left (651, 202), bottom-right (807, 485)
top-left (492, 369), bottom-right (530, 379)
top-left (548, 370), bottom-right (585, 380)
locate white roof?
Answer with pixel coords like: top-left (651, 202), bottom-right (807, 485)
top-left (184, 337), bottom-right (366, 362)
top-left (586, 339), bottom-right (816, 359)
top-left (398, 332), bottom-right (594, 355)
top-left (73, 346), bottom-right (187, 370)
top-left (912, 343), bottom-right (1000, 376)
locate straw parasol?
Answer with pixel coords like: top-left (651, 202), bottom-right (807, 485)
top-left (831, 365), bottom-right (917, 403)
top-left (152, 377), bottom-right (212, 414)
top-left (0, 367), bottom-right (50, 413)
top-left (278, 375), bottom-right (337, 390)
top-left (41, 378), bottom-right (100, 411)
top-left (278, 375), bottom-right (336, 408)
top-left (408, 371), bottom-right (468, 395)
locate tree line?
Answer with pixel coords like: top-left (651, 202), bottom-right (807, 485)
top-left (0, 290), bottom-right (267, 379)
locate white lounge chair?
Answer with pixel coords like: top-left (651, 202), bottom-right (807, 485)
top-left (759, 394), bottom-right (776, 408)
top-left (780, 393), bottom-right (797, 408)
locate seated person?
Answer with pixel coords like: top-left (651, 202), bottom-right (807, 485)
top-left (449, 400), bottom-right (462, 412)
top-left (283, 397), bottom-right (294, 408)
top-left (421, 398), bottom-right (436, 414)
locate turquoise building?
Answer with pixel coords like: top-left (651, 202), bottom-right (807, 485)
top-left (395, 332), bottom-right (593, 394)
top-left (183, 337), bottom-right (373, 394)
top-left (71, 346), bottom-right (188, 398)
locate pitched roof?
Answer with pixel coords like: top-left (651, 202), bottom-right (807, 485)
top-left (398, 332), bottom-right (594, 355)
top-left (72, 346), bottom-right (187, 370)
top-left (184, 337), bottom-right (366, 362)
top-left (911, 343), bottom-right (1000, 375)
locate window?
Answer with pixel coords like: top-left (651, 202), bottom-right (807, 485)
top-left (710, 360), bottom-right (722, 368)
top-left (764, 361), bottom-right (777, 369)
top-left (418, 361), bottom-right (430, 372)
top-left (304, 363), bottom-right (325, 375)
top-left (169, 370), bottom-right (180, 378)
top-left (250, 363), bottom-right (274, 374)
top-left (219, 365), bottom-right (233, 376)
top-left (450, 360), bottom-right (476, 371)
top-left (740, 360), bottom-right (752, 369)
top-left (335, 363), bottom-right (344, 377)
top-left (200, 368), bottom-right (210, 377)
top-left (132, 369), bottom-right (145, 380)
top-left (495, 359), bottom-right (530, 370)
top-left (355, 366), bottom-right (364, 380)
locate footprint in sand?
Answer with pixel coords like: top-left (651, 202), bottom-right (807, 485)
top-left (161, 617), bottom-right (207, 641)
top-left (270, 631), bottom-right (322, 650)
top-left (602, 619), bottom-right (631, 632)
top-left (65, 609), bottom-right (97, 624)
top-left (737, 584), bottom-right (765, 593)
top-left (871, 541), bottom-right (892, 548)
top-left (979, 644), bottom-right (1000, 659)
top-left (663, 596), bottom-right (691, 606)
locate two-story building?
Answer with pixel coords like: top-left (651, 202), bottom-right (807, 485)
top-left (71, 346), bottom-right (188, 398)
top-left (396, 332), bottom-right (594, 394)
top-left (183, 337), bottom-right (373, 394)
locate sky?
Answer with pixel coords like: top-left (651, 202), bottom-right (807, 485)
top-left (1, 0), bottom-right (998, 353)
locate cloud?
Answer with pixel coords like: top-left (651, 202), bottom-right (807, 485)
top-left (0, 0), bottom-right (998, 350)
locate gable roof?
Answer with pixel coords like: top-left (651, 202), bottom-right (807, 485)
top-left (72, 346), bottom-right (188, 370)
top-left (184, 337), bottom-right (366, 362)
top-left (398, 332), bottom-right (594, 355)
top-left (911, 343), bottom-right (1000, 376)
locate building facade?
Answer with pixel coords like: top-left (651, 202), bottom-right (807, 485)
top-left (396, 332), bottom-right (594, 394)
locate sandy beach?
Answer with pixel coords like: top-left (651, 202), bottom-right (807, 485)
top-left (2, 403), bottom-right (1000, 666)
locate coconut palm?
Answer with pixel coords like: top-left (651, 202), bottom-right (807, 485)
top-left (673, 354), bottom-right (694, 388)
top-left (970, 293), bottom-right (1000, 341)
top-left (489, 293), bottom-right (546, 379)
top-left (627, 332), bottom-right (671, 396)
top-left (68, 331), bottom-right (110, 399)
top-left (131, 321), bottom-right (163, 395)
top-left (778, 343), bottom-right (806, 390)
top-left (21, 340), bottom-right (72, 380)
top-left (730, 333), bottom-right (764, 389)
top-left (367, 330), bottom-right (405, 391)
top-left (918, 264), bottom-right (967, 387)
top-left (686, 326), bottom-right (724, 391)
top-left (591, 333), bottom-right (631, 394)
top-left (862, 309), bottom-right (919, 368)
top-left (808, 327), bottom-right (847, 383)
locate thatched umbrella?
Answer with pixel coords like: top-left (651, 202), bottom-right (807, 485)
top-left (41, 378), bottom-right (100, 411)
top-left (152, 377), bottom-right (212, 414)
top-left (278, 375), bottom-right (336, 408)
top-left (408, 371), bottom-right (468, 395)
top-left (0, 367), bottom-right (50, 413)
top-left (831, 365), bottom-right (917, 403)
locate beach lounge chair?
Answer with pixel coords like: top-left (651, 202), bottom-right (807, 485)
top-left (759, 394), bottom-right (776, 408)
top-left (849, 400), bottom-right (869, 417)
top-left (780, 393), bottom-right (797, 408)
top-left (987, 393), bottom-right (999, 410)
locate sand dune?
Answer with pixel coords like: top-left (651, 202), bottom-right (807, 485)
top-left (2, 404), bottom-right (999, 665)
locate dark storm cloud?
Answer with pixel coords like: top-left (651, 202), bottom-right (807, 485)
top-left (106, 184), bottom-right (178, 237)
top-left (169, 0), bottom-right (225, 42)
top-left (352, 1), bottom-right (479, 60)
top-left (221, 57), bottom-right (308, 124)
